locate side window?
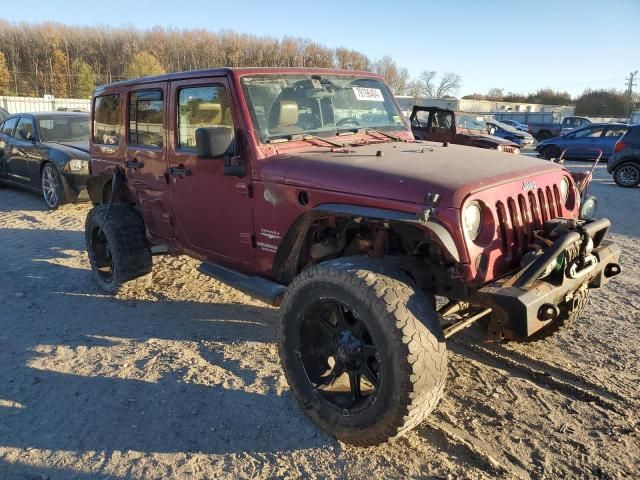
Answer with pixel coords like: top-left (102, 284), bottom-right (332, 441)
top-left (413, 110), bottom-right (430, 126)
top-left (14, 117), bottom-right (36, 140)
top-left (2, 117), bottom-right (19, 136)
top-left (129, 90), bottom-right (164, 148)
top-left (177, 85), bottom-right (233, 151)
top-left (604, 126), bottom-right (627, 138)
top-left (93, 94), bottom-right (120, 145)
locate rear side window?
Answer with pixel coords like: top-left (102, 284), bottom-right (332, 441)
top-left (93, 94), bottom-right (120, 145)
top-left (129, 90), bottom-right (163, 148)
top-left (2, 117), bottom-right (18, 136)
top-left (177, 85), bottom-right (233, 151)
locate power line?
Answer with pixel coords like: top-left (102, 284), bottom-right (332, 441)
top-left (625, 70), bottom-right (638, 116)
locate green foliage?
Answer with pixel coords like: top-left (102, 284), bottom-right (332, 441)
top-left (574, 89), bottom-right (628, 117)
top-left (71, 59), bottom-right (96, 98)
top-left (123, 52), bottom-right (165, 79)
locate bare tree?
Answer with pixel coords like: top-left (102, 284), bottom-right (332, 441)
top-left (436, 72), bottom-right (462, 98)
top-left (419, 70), bottom-right (437, 97)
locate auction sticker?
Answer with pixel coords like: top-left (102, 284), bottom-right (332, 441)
top-left (352, 87), bottom-right (384, 101)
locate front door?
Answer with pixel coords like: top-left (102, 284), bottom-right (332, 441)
top-left (168, 77), bottom-right (254, 262)
top-left (125, 83), bottom-right (173, 239)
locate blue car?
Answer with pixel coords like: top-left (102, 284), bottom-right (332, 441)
top-left (536, 123), bottom-right (629, 160)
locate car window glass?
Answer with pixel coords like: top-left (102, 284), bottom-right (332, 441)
top-left (2, 117), bottom-right (17, 136)
top-left (604, 126), bottom-right (627, 138)
top-left (93, 94), bottom-right (120, 145)
top-left (14, 117), bottom-right (35, 140)
top-left (572, 127), bottom-right (603, 139)
top-left (413, 110), bottom-right (430, 126)
top-left (177, 85), bottom-right (233, 151)
top-left (129, 90), bottom-right (163, 148)
top-left (38, 116), bottom-right (89, 142)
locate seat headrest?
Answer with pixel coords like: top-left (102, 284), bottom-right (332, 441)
top-left (197, 102), bottom-right (222, 125)
top-left (277, 100), bottom-right (299, 127)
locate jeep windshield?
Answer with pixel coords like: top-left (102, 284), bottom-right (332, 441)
top-left (240, 74), bottom-right (406, 143)
top-left (456, 114), bottom-right (487, 134)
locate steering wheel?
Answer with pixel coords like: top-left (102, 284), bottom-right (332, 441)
top-left (336, 117), bottom-right (361, 127)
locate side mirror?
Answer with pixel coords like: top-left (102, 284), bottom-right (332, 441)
top-left (195, 126), bottom-right (245, 177)
top-left (195, 126), bottom-right (235, 159)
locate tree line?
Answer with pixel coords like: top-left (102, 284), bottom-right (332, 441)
top-left (463, 87), bottom-right (638, 117)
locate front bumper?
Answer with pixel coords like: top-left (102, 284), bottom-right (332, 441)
top-left (60, 171), bottom-right (90, 202)
top-left (474, 218), bottom-right (621, 339)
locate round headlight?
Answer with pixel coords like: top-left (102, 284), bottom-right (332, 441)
top-left (463, 201), bottom-right (483, 240)
top-left (559, 176), bottom-right (570, 204)
top-left (580, 195), bottom-right (598, 219)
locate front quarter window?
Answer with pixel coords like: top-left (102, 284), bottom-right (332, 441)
top-left (241, 74), bottom-right (405, 142)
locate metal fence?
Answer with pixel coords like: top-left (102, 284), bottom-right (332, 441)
top-left (0, 96), bottom-right (91, 114)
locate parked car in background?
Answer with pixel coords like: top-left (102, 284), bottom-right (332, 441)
top-left (0, 112), bottom-right (90, 209)
top-left (499, 119), bottom-right (529, 131)
top-left (607, 124), bottom-right (640, 187)
top-left (0, 107), bottom-right (9, 121)
top-left (486, 119), bottom-right (535, 146)
top-left (535, 123), bottom-right (628, 160)
top-left (410, 106), bottom-right (520, 153)
top-left (495, 112), bottom-right (592, 140)
top-left (560, 116), bottom-right (592, 135)
top-left (629, 112), bottom-right (640, 124)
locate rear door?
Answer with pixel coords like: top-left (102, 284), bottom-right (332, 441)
top-left (167, 76), bottom-right (254, 262)
top-left (600, 125), bottom-right (628, 157)
top-left (125, 82), bottom-right (173, 239)
top-left (0, 117), bottom-right (18, 179)
top-left (7, 116), bottom-right (39, 185)
top-left (562, 126), bottom-right (605, 159)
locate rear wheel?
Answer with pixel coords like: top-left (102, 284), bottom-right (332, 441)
top-left (85, 203), bottom-right (152, 293)
top-left (613, 163), bottom-right (640, 188)
top-left (537, 130), bottom-right (553, 141)
top-left (278, 257), bottom-right (447, 446)
top-left (41, 163), bottom-right (65, 209)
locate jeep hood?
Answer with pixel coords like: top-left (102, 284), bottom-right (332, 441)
top-left (261, 141), bottom-right (564, 207)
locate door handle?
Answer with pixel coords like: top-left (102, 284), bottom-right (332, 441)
top-left (167, 166), bottom-right (191, 177)
top-left (126, 159), bottom-right (144, 169)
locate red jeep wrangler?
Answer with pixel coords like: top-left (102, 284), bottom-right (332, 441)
top-left (410, 106), bottom-right (521, 154)
top-left (84, 68), bottom-right (621, 446)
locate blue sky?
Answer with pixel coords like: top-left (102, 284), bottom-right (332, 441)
top-left (5, 0), bottom-right (639, 97)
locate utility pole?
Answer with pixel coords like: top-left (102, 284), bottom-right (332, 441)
top-left (626, 70), bottom-right (638, 117)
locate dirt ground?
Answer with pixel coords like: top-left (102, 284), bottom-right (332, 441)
top-left (0, 161), bottom-right (638, 480)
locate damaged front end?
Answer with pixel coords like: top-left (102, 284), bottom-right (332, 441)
top-left (474, 217), bottom-right (621, 340)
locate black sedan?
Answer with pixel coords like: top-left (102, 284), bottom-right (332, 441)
top-left (0, 112), bottom-right (90, 209)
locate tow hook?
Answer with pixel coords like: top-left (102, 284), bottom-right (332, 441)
top-left (604, 263), bottom-right (621, 278)
top-left (538, 304), bottom-right (560, 322)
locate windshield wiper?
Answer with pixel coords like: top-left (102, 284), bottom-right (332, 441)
top-left (364, 128), bottom-right (403, 142)
top-left (265, 133), bottom-right (344, 148)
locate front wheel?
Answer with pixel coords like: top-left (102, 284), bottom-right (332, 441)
top-left (543, 145), bottom-right (561, 160)
top-left (278, 257), bottom-right (447, 446)
top-left (613, 163), bottom-right (640, 188)
top-left (41, 163), bottom-right (65, 209)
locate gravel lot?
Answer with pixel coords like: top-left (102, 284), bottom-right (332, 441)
top-left (0, 161), bottom-right (638, 480)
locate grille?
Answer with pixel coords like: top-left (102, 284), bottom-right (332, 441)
top-left (496, 185), bottom-right (561, 264)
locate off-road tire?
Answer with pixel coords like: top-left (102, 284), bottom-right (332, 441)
top-left (613, 162), bottom-right (640, 188)
top-left (278, 257), bottom-right (447, 446)
top-left (518, 289), bottom-right (590, 342)
top-left (85, 203), bottom-right (152, 294)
